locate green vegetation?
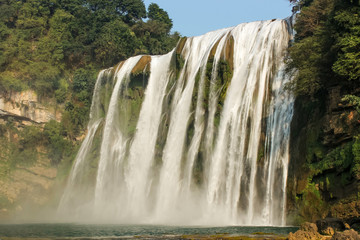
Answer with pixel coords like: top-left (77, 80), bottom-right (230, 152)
top-left (0, 0), bottom-right (178, 95)
top-left (311, 142), bottom-right (353, 175)
top-left (292, 138), bottom-right (360, 222)
top-left (342, 95), bottom-right (360, 114)
top-left (295, 180), bottom-right (328, 223)
top-left (352, 136), bottom-right (360, 179)
top-left (0, 117), bottom-right (75, 182)
top-left (288, 0), bottom-right (360, 223)
top-left (288, 0), bottom-right (360, 98)
top-left (43, 120), bottom-right (74, 165)
top-left (0, 0), bottom-right (179, 132)
top-left (0, 0), bottom-right (180, 172)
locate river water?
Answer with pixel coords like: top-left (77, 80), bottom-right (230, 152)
top-left (0, 224), bottom-right (298, 239)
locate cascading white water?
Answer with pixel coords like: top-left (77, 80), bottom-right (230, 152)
top-left (125, 52), bottom-right (174, 221)
top-left (58, 69), bottom-right (111, 218)
top-left (94, 56), bottom-right (142, 218)
top-left (59, 19), bottom-right (294, 226)
top-left (155, 28), bottom-right (231, 223)
top-left (261, 62), bottom-right (294, 226)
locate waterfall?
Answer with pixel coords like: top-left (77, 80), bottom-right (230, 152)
top-left (58, 19), bottom-right (294, 226)
top-left (58, 69), bottom-right (111, 217)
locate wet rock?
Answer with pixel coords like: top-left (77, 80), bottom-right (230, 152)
top-left (331, 229), bottom-right (360, 240)
top-left (131, 55), bottom-right (151, 75)
top-left (317, 218), bottom-right (346, 233)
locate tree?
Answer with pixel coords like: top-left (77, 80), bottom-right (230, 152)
top-left (118, 0), bottom-right (146, 22)
top-left (0, 0), bottom-right (180, 167)
top-left (287, 0), bottom-right (336, 97)
top-left (86, 0), bottom-right (146, 23)
top-left (332, 0), bottom-right (360, 81)
top-left (94, 19), bottom-right (141, 67)
top-left (148, 3), bottom-right (173, 32)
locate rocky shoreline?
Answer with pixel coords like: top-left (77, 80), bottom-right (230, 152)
top-left (1, 219), bottom-right (360, 240)
top-left (288, 220), bottom-right (360, 240)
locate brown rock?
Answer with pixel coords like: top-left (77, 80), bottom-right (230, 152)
top-left (175, 37), bottom-right (187, 55)
top-left (331, 201), bottom-right (360, 220)
top-left (331, 229), bottom-right (360, 240)
top-left (0, 90), bottom-right (62, 123)
top-left (302, 222), bottom-right (319, 233)
top-left (351, 223), bottom-right (360, 232)
top-left (288, 223), bottom-right (324, 240)
top-left (222, 35), bottom-right (234, 71)
top-left (345, 223), bottom-right (351, 230)
top-left (321, 227), bottom-right (335, 236)
top-left (317, 218), bottom-right (346, 233)
top-left (131, 55), bottom-right (151, 75)
top-left (288, 230), bottom-right (323, 240)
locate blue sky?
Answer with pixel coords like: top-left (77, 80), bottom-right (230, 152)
top-left (143, 0), bottom-right (293, 37)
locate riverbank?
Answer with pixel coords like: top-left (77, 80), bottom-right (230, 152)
top-left (287, 221), bottom-right (360, 240)
top-left (0, 224), bottom-right (295, 240)
top-left (1, 236), bottom-right (288, 240)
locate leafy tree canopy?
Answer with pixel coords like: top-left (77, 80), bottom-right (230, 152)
top-left (0, 0), bottom-right (179, 97)
top-left (148, 3), bottom-right (173, 32)
top-left (0, 0), bottom-right (180, 156)
top-left (287, 0), bottom-right (360, 97)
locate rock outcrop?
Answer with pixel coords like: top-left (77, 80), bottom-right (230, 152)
top-left (0, 90), bottom-right (62, 123)
top-left (0, 90), bottom-right (64, 221)
top-left (288, 222), bottom-right (324, 240)
top-left (288, 221), bottom-right (360, 240)
top-left (287, 82), bottom-right (360, 224)
top-left (331, 229), bottom-right (360, 240)
top-left (0, 156), bottom-right (58, 220)
top-left (317, 218), bottom-right (346, 234)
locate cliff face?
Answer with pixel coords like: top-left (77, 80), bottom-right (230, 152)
top-left (288, 82), bottom-right (360, 224)
top-left (284, 0), bottom-right (360, 226)
top-left (0, 91), bottom-right (65, 221)
top-left (0, 153), bottom-right (58, 220)
top-left (0, 90), bottom-right (62, 123)
top-left (0, 70), bottom-right (150, 220)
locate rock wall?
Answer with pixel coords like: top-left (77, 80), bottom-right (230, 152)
top-left (288, 82), bottom-right (360, 224)
top-left (0, 90), bottom-right (65, 221)
top-left (0, 90), bottom-right (62, 123)
top-left (0, 156), bottom-right (58, 220)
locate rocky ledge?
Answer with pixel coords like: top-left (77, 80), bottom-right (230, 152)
top-left (0, 90), bottom-right (62, 124)
top-left (289, 221), bottom-right (360, 240)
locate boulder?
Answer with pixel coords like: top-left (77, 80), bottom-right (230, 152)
top-left (317, 218), bottom-right (346, 233)
top-left (288, 230), bottom-right (323, 240)
top-left (331, 229), bottom-right (360, 240)
top-left (322, 227), bottom-right (335, 236)
top-left (345, 223), bottom-right (351, 230)
top-left (288, 222), bottom-right (323, 240)
top-left (302, 222), bottom-right (319, 233)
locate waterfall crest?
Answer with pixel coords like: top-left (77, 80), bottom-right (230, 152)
top-left (58, 19), bottom-right (294, 226)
